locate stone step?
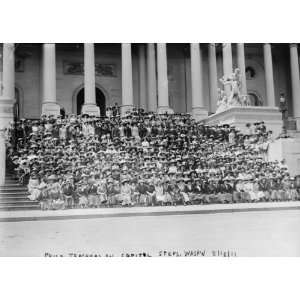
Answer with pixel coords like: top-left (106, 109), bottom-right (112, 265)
top-left (0, 188), bottom-right (28, 192)
top-left (0, 194), bottom-right (29, 200)
top-left (0, 200), bottom-right (39, 206)
top-left (0, 205), bottom-right (40, 211)
top-left (4, 178), bottom-right (19, 184)
top-left (0, 191), bottom-right (29, 199)
top-left (1, 183), bottom-right (24, 187)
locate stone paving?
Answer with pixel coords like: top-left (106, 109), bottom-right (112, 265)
top-left (0, 201), bottom-right (300, 222)
top-left (0, 207), bottom-right (299, 257)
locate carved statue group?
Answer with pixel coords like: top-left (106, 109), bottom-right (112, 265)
top-left (216, 68), bottom-right (250, 113)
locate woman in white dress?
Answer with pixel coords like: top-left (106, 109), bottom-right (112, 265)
top-left (120, 179), bottom-right (132, 206)
top-left (155, 180), bottom-right (166, 205)
top-left (27, 173), bottom-right (41, 201)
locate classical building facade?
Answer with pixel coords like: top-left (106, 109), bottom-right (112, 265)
top-left (0, 43), bottom-right (299, 124)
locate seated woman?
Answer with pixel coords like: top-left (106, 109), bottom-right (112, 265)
top-left (222, 177), bottom-right (234, 203)
top-left (87, 177), bottom-right (99, 208)
top-left (164, 180), bottom-right (174, 205)
top-left (190, 178), bottom-right (204, 204)
top-left (270, 177), bottom-right (281, 202)
top-left (250, 178), bottom-right (265, 202)
top-left (120, 179), bottom-right (133, 206)
top-left (136, 178), bottom-right (149, 206)
top-left (106, 178), bottom-right (119, 206)
top-left (178, 178), bottom-right (190, 205)
top-left (27, 172), bottom-right (41, 201)
top-left (61, 177), bottom-right (75, 208)
top-left (77, 175), bottom-right (89, 208)
top-left (97, 178), bottom-right (108, 206)
top-left (47, 175), bottom-right (64, 210)
top-left (233, 179), bottom-right (243, 203)
top-left (39, 177), bottom-right (49, 210)
top-left (258, 177), bottom-right (271, 202)
top-left (172, 180), bottom-right (183, 205)
top-left (155, 180), bottom-right (166, 205)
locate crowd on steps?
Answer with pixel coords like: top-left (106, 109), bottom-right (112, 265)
top-left (4, 106), bottom-right (300, 210)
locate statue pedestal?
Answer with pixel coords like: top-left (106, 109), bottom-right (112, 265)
top-left (157, 106), bottom-right (174, 115)
top-left (268, 138), bottom-right (300, 176)
top-left (41, 102), bottom-right (61, 117)
top-left (191, 107), bottom-right (208, 121)
top-left (204, 106), bottom-right (283, 137)
top-left (81, 104), bottom-right (100, 117)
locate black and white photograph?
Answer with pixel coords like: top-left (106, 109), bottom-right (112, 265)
top-left (0, 41), bottom-right (299, 257)
top-left (0, 1), bottom-right (300, 299)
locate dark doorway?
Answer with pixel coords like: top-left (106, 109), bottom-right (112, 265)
top-left (248, 92), bottom-right (263, 106)
top-left (76, 88), bottom-right (106, 116)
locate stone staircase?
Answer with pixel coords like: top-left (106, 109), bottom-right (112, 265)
top-left (0, 175), bottom-right (40, 211)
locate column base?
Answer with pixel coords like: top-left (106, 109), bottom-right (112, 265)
top-left (121, 105), bottom-right (134, 117)
top-left (191, 107), bottom-right (208, 121)
top-left (81, 104), bottom-right (100, 117)
top-left (0, 98), bottom-right (14, 130)
top-left (41, 102), bottom-right (61, 117)
top-left (157, 106), bottom-right (174, 114)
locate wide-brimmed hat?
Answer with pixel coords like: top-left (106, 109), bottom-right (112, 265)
top-left (47, 174), bottom-right (57, 181)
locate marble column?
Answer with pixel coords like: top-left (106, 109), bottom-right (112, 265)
top-left (0, 43), bottom-right (15, 129)
top-left (222, 43), bottom-right (233, 97)
top-left (147, 43), bottom-right (157, 112)
top-left (237, 43), bottom-right (247, 95)
top-left (82, 43), bottom-right (100, 116)
top-left (0, 43), bottom-right (15, 185)
top-left (190, 43), bottom-right (208, 120)
top-left (41, 43), bottom-right (60, 116)
top-left (208, 43), bottom-right (218, 113)
top-left (121, 43), bottom-right (134, 115)
top-left (263, 43), bottom-right (276, 107)
top-left (138, 44), bottom-right (147, 110)
top-left (289, 44), bottom-right (300, 127)
top-left (156, 43), bottom-right (173, 114)
top-left (156, 43), bottom-right (168, 110)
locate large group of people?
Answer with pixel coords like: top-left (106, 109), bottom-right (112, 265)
top-left (4, 105), bottom-right (300, 210)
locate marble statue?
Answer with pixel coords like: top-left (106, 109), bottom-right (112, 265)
top-left (216, 88), bottom-right (228, 113)
top-left (216, 68), bottom-right (249, 113)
